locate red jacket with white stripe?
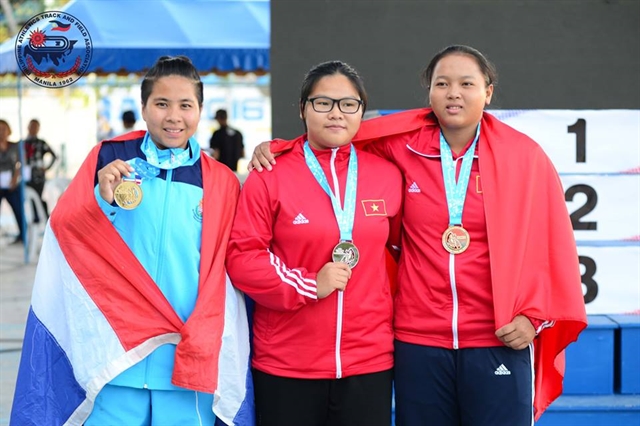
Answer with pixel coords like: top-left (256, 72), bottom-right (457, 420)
top-left (226, 142), bottom-right (402, 379)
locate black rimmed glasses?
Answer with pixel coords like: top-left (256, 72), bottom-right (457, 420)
top-left (306, 97), bottom-right (363, 114)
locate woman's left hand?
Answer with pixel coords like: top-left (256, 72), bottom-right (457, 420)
top-left (495, 315), bottom-right (536, 350)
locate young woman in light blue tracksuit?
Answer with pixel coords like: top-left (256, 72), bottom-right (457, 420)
top-left (86, 56), bottom-right (243, 426)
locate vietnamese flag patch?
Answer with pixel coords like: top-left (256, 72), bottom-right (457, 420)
top-left (362, 199), bottom-right (387, 216)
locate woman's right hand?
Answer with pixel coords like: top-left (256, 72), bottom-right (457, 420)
top-left (249, 141), bottom-right (278, 172)
top-left (315, 262), bottom-right (352, 299)
top-left (97, 160), bottom-right (133, 204)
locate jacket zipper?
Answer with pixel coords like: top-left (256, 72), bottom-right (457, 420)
top-left (143, 168), bottom-right (173, 388)
top-left (330, 147), bottom-right (344, 378)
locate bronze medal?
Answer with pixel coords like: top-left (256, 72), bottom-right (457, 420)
top-left (114, 181), bottom-right (143, 210)
top-left (332, 241), bottom-right (359, 268)
top-left (442, 226), bottom-right (470, 254)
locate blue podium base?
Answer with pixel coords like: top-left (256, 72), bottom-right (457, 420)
top-left (536, 394), bottom-right (640, 426)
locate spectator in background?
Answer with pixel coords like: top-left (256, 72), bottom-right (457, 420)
top-left (24, 119), bottom-right (57, 221)
top-left (121, 110), bottom-right (137, 132)
top-left (210, 109), bottom-right (244, 171)
top-left (0, 119), bottom-right (24, 244)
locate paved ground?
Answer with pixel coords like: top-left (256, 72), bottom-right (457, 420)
top-left (0, 235), bottom-right (37, 426)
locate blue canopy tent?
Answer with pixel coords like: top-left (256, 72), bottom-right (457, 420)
top-left (0, 0), bottom-right (269, 261)
top-left (0, 0), bottom-right (270, 75)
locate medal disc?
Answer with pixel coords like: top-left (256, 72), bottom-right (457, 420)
top-left (332, 241), bottom-right (360, 268)
top-left (442, 226), bottom-right (470, 254)
top-left (114, 181), bottom-right (143, 210)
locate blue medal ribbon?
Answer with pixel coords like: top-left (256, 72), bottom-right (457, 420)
top-left (123, 133), bottom-right (195, 181)
top-left (124, 158), bottom-right (158, 182)
top-left (440, 124), bottom-right (481, 226)
top-left (303, 141), bottom-right (358, 242)
top-left (141, 133), bottom-right (193, 171)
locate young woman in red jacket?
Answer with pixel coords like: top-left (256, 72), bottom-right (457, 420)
top-left (227, 60), bottom-right (403, 426)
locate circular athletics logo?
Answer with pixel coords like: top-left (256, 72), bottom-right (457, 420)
top-left (14, 11), bottom-right (92, 88)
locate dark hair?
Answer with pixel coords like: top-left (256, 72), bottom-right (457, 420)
top-left (299, 60), bottom-right (368, 118)
top-left (215, 109), bottom-right (227, 120)
top-left (421, 45), bottom-right (498, 90)
top-left (141, 56), bottom-right (203, 107)
top-left (121, 110), bottom-right (136, 124)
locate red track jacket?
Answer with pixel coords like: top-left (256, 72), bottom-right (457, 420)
top-left (227, 142), bottom-right (402, 379)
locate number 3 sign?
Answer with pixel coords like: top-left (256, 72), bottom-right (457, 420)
top-left (491, 110), bottom-right (640, 314)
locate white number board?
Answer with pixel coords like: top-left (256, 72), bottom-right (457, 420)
top-left (492, 110), bottom-right (640, 314)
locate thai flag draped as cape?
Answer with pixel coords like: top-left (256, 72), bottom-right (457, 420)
top-left (11, 136), bottom-right (254, 426)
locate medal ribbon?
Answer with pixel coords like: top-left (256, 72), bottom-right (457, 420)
top-left (141, 133), bottom-right (193, 170)
top-left (303, 141), bottom-right (358, 242)
top-left (124, 133), bottom-right (196, 180)
top-left (440, 124), bottom-right (480, 226)
top-left (125, 158), bottom-right (158, 182)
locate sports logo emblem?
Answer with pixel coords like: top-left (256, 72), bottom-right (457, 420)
top-left (14, 11), bottom-right (92, 88)
top-left (193, 199), bottom-right (203, 222)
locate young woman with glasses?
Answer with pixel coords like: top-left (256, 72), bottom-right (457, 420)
top-left (249, 46), bottom-right (587, 425)
top-left (226, 60), bottom-right (402, 426)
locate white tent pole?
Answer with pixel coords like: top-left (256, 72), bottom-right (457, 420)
top-left (16, 77), bottom-right (29, 263)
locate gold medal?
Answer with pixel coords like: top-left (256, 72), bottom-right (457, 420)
top-left (114, 181), bottom-right (143, 210)
top-left (442, 226), bottom-right (470, 254)
top-left (332, 241), bottom-right (359, 268)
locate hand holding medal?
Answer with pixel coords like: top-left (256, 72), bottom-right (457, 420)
top-left (316, 261), bottom-right (352, 299)
top-left (97, 159), bottom-right (139, 208)
top-left (97, 157), bottom-right (160, 209)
